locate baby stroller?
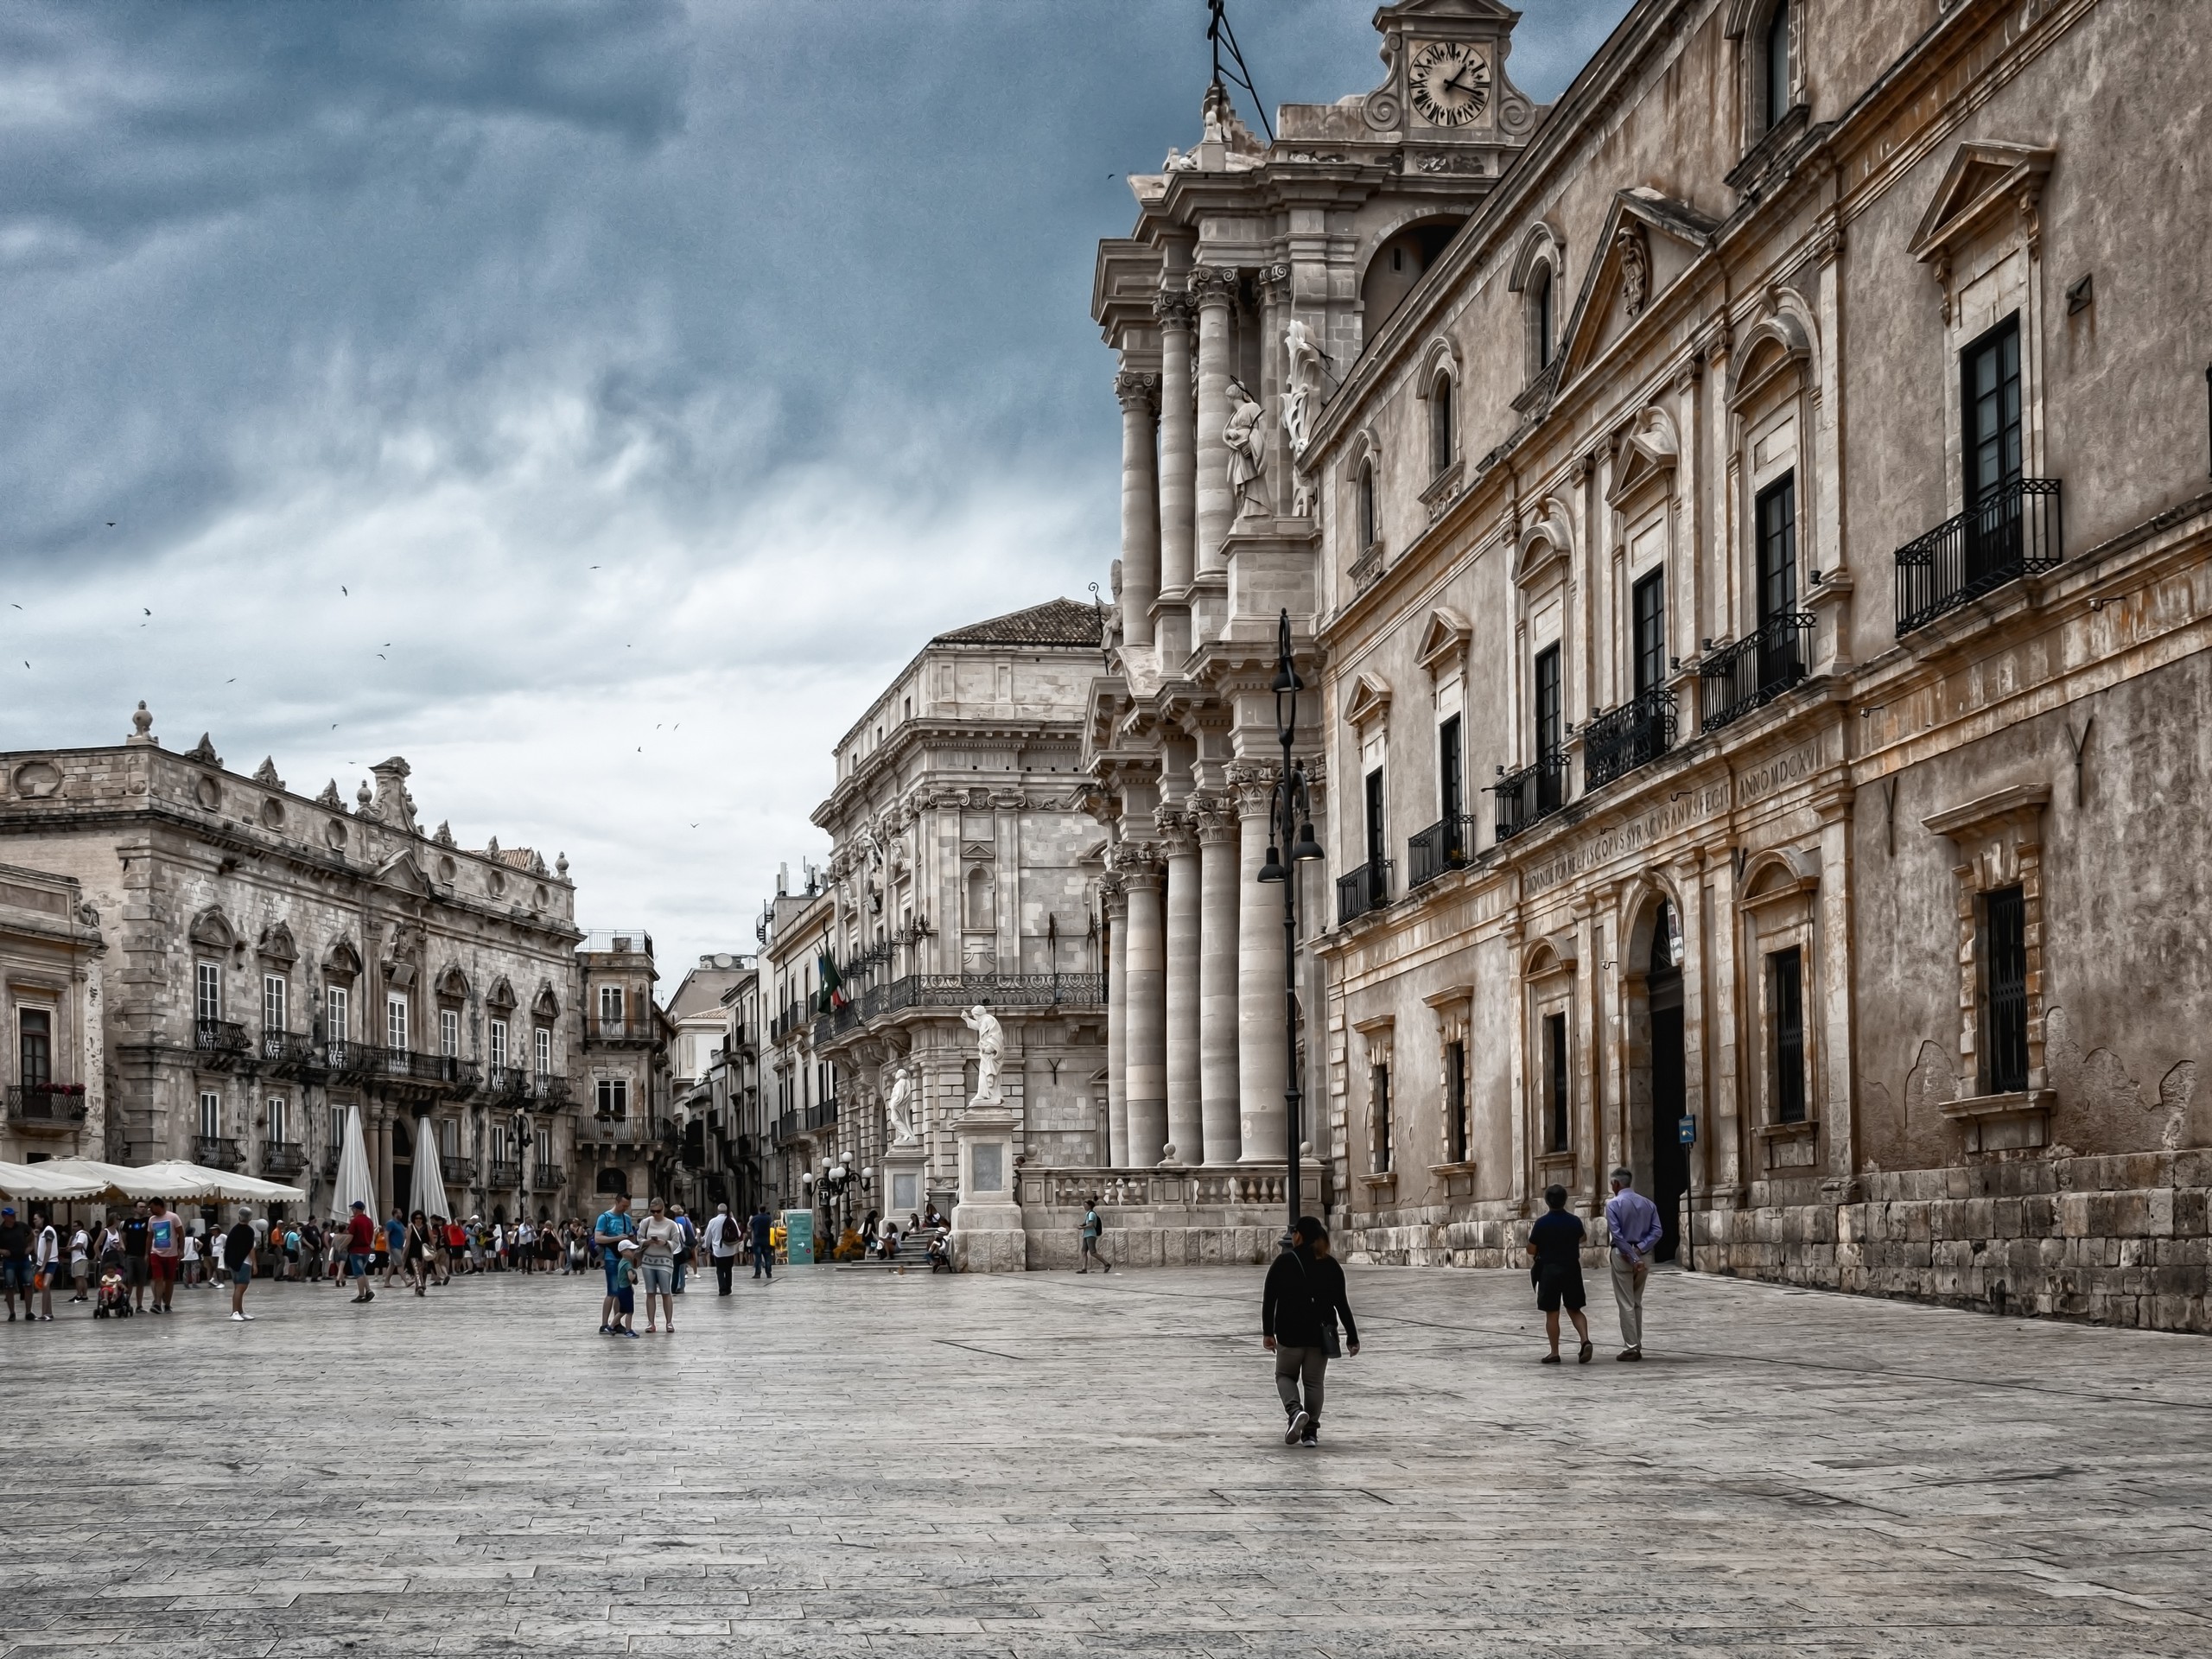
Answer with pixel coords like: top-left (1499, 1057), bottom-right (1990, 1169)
top-left (94, 1270), bottom-right (133, 1318)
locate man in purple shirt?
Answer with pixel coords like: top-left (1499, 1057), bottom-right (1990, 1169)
top-left (1605, 1167), bottom-right (1663, 1361)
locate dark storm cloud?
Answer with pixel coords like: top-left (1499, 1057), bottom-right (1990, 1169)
top-left (0, 0), bottom-right (1632, 962)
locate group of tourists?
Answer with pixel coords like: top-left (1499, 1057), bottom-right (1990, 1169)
top-left (0, 1195), bottom-right (627, 1323)
top-left (1257, 1167), bottom-right (1668, 1447)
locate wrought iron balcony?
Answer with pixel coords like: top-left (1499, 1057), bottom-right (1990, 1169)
top-left (195, 1135), bottom-right (244, 1172)
top-left (1699, 613), bottom-right (1815, 732)
top-left (324, 1039), bottom-right (376, 1080)
top-left (1584, 688), bottom-right (1678, 791)
top-left (1493, 753), bottom-right (1568, 842)
top-left (194, 1019), bottom-right (250, 1067)
top-left (487, 1160), bottom-right (522, 1189)
top-left (1408, 817), bottom-right (1475, 891)
top-left (532, 1164), bottom-right (566, 1192)
top-left (1336, 860), bottom-right (1392, 925)
top-left (804, 1097), bottom-right (839, 1131)
top-left (259, 1028), bottom-right (319, 1074)
top-left (524, 1073), bottom-right (571, 1111)
top-left (261, 1141), bottom-right (307, 1178)
top-left (774, 1109), bottom-right (802, 1143)
top-left (486, 1065), bottom-right (530, 1102)
top-left (1895, 477), bottom-right (2062, 636)
top-left (444, 1154), bottom-right (479, 1184)
top-left (5, 1083), bottom-right (86, 1131)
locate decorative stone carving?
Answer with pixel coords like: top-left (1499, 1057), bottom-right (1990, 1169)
top-left (885, 1063), bottom-right (918, 1145)
top-left (1224, 379), bottom-right (1267, 518)
top-left (317, 779), bottom-right (343, 808)
top-left (130, 701), bottom-right (154, 741)
top-left (1114, 370), bottom-right (1160, 413)
top-left (1617, 223), bottom-right (1650, 318)
top-left (251, 756), bottom-right (284, 789)
top-left (1283, 320), bottom-right (1326, 455)
top-left (963, 1004), bottom-right (1005, 1108)
top-left (185, 733), bottom-right (221, 767)
top-left (433, 820), bottom-right (455, 847)
top-left (1154, 288), bottom-right (1194, 328)
top-left (1187, 265), bottom-right (1239, 307)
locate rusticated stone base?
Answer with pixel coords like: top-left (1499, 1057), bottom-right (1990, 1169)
top-left (1335, 1147), bottom-right (2212, 1335)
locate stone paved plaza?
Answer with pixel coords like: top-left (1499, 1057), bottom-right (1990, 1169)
top-left (3, 1263), bottom-right (2208, 1656)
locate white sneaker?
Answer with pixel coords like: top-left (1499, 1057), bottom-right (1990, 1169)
top-left (230, 1312), bottom-right (247, 1322)
top-left (240, 1312), bottom-right (254, 1320)
top-left (1283, 1408), bottom-right (1310, 1445)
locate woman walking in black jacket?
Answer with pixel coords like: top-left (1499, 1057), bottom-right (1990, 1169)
top-left (1261, 1217), bottom-right (1359, 1446)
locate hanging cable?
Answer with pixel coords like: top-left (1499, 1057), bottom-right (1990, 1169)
top-left (1206, 0), bottom-right (1274, 143)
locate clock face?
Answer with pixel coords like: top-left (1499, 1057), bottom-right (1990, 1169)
top-left (1408, 40), bottom-right (1489, 129)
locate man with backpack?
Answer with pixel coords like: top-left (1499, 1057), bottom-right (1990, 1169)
top-left (1261, 1218), bottom-right (1360, 1447)
top-left (706, 1203), bottom-right (742, 1294)
top-left (1078, 1197), bottom-right (1111, 1274)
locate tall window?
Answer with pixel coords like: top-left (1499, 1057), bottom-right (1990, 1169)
top-left (440, 1117), bottom-right (458, 1158)
top-left (385, 994), bottom-right (409, 1052)
top-left (599, 984), bottom-right (623, 1025)
top-left (1429, 374), bottom-right (1453, 476)
top-left (1770, 947), bottom-right (1807, 1123)
top-left (1531, 266), bottom-right (1555, 371)
top-left (1962, 315), bottom-right (2023, 506)
top-left (263, 974), bottom-right (287, 1033)
top-left (198, 1091), bottom-right (221, 1139)
top-left (439, 1007), bottom-right (460, 1058)
top-left (1980, 886), bottom-right (2029, 1094)
top-left (268, 1096), bottom-right (289, 1145)
top-left (1363, 767), bottom-right (1386, 874)
top-left (1757, 474), bottom-right (1798, 625)
top-left (1446, 1038), bottom-right (1468, 1164)
top-left (18, 1009), bottom-right (52, 1087)
top-left (1438, 714), bottom-right (1464, 826)
top-left (195, 961), bottom-right (222, 1021)
top-left (325, 985), bottom-right (348, 1044)
top-left (1370, 1063), bottom-right (1393, 1173)
top-left (1632, 569), bottom-right (1666, 700)
top-left (1763, 0), bottom-right (1792, 131)
top-left (489, 1018), bottom-right (509, 1071)
top-left (1357, 460), bottom-right (1377, 550)
top-left (1535, 645), bottom-right (1563, 758)
top-left (1545, 1013), bottom-right (1570, 1151)
top-left (535, 1127), bottom-right (551, 1165)
top-left (535, 1027), bottom-right (552, 1076)
top-left (598, 1077), bottom-right (629, 1118)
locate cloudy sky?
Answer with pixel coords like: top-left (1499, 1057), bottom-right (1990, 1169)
top-left (0, 0), bottom-right (1630, 976)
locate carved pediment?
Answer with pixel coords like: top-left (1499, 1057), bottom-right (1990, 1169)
top-left (323, 938), bottom-right (364, 979)
top-left (961, 842), bottom-right (995, 862)
top-left (256, 921), bottom-right (298, 965)
top-left (1605, 406), bottom-right (1681, 505)
top-left (188, 906), bottom-right (235, 951)
top-left (1558, 188), bottom-right (1717, 382)
top-left (1414, 607), bottom-right (1472, 678)
top-left (434, 963), bottom-right (470, 1002)
top-left (1343, 671), bottom-right (1394, 733)
top-left (531, 982), bottom-right (562, 1022)
top-left (1514, 497), bottom-right (1576, 585)
top-left (486, 976), bottom-right (518, 1014)
top-left (374, 850), bottom-right (435, 897)
top-left (1910, 142), bottom-right (2055, 265)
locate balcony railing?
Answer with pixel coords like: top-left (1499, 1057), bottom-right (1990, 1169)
top-left (1493, 753), bottom-right (1568, 842)
top-left (811, 970), bottom-right (1106, 1047)
top-left (194, 1019), bottom-right (250, 1065)
top-left (195, 1135), bottom-right (244, 1172)
top-left (524, 1073), bottom-right (571, 1110)
top-left (1699, 613), bottom-right (1815, 733)
top-left (261, 1141), bottom-right (307, 1178)
top-left (486, 1065), bottom-right (530, 1102)
top-left (1335, 860), bottom-right (1392, 925)
top-left (532, 1165), bottom-right (566, 1192)
top-left (1584, 688), bottom-right (1678, 791)
top-left (487, 1160), bottom-right (522, 1189)
top-left (1350, 540), bottom-right (1385, 591)
top-left (1895, 477), bottom-right (2062, 636)
top-left (444, 1154), bottom-right (479, 1184)
top-left (804, 1098), bottom-right (839, 1131)
top-left (589, 1015), bottom-right (656, 1044)
top-left (1407, 817), bottom-right (1474, 891)
top-left (774, 1109), bottom-right (801, 1143)
top-left (6, 1083), bottom-right (86, 1130)
top-left (258, 1028), bottom-right (320, 1074)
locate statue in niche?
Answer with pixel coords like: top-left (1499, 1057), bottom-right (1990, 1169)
top-left (885, 1064), bottom-right (918, 1145)
top-left (1618, 224), bottom-right (1650, 319)
top-left (1282, 320), bottom-right (1326, 454)
top-left (963, 1004), bottom-right (1004, 1108)
top-left (1224, 379), bottom-right (1267, 518)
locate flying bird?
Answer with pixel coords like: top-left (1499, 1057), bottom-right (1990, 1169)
top-left (105, 522), bottom-right (116, 528)
top-left (8, 603), bottom-right (19, 610)
top-left (226, 678), bottom-right (236, 684)
top-left (341, 586), bottom-right (348, 595)
top-left (378, 653), bottom-right (386, 660)
top-left (143, 608), bottom-right (151, 616)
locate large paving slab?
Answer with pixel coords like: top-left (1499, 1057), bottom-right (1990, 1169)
top-left (1, 1262), bottom-right (2207, 1656)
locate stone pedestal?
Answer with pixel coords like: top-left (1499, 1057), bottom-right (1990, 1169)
top-left (951, 1107), bottom-right (1027, 1273)
top-left (880, 1140), bottom-right (929, 1225)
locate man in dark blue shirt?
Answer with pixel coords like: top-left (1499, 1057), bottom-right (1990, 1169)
top-left (1526, 1184), bottom-right (1592, 1363)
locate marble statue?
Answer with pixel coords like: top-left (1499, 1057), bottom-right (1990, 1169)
top-left (885, 1064), bottom-right (918, 1145)
top-left (963, 1004), bottom-right (1004, 1107)
top-left (1283, 320), bottom-right (1325, 454)
top-left (1224, 379), bottom-right (1267, 518)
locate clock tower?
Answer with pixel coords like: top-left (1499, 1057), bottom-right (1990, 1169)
top-left (1360, 0), bottom-right (1541, 154)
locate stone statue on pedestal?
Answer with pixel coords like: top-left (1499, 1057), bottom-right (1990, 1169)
top-left (1224, 380), bottom-right (1267, 518)
top-left (963, 1004), bottom-right (1004, 1107)
top-left (885, 1064), bottom-right (918, 1145)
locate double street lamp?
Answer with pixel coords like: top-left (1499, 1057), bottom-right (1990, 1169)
top-left (1255, 607), bottom-right (1324, 1251)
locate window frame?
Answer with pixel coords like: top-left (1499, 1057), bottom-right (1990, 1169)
top-left (1763, 0), bottom-right (1793, 133)
top-left (1978, 885), bottom-right (2030, 1094)
top-left (262, 973), bottom-right (287, 1034)
top-left (1756, 472), bottom-right (1799, 626)
top-left (198, 1090), bottom-right (222, 1141)
top-left (1370, 1061), bottom-right (1393, 1174)
top-left (438, 1007), bottom-right (460, 1059)
top-left (195, 960), bottom-right (223, 1022)
top-left (385, 993), bottom-right (410, 1053)
top-left (1631, 569), bottom-right (1667, 700)
top-left (1545, 1011), bottom-right (1571, 1152)
top-left (1961, 313), bottom-right (2024, 507)
top-left (1770, 946), bottom-right (1808, 1124)
top-left (17, 1007), bottom-right (53, 1089)
top-left (1428, 371), bottom-right (1454, 477)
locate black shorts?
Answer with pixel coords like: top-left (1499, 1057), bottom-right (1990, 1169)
top-left (1535, 1263), bottom-right (1586, 1313)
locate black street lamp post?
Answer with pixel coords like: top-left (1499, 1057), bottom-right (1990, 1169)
top-left (1255, 608), bottom-right (1325, 1250)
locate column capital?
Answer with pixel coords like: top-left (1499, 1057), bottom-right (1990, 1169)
top-left (1191, 793), bottom-right (1237, 843)
top-left (1114, 370), bottom-right (1160, 413)
top-left (1154, 289), bottom-right (1195, 328)
top-left (1187, 264), bottom-right (1240, 307)
top-left (1257, 262), bottom-right (1291, 303)
top-left (1154, 805), bottom-right (1197, 859)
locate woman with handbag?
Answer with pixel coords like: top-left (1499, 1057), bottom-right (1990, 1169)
top-left (1260, 1217), bottom-right (1359, 1447)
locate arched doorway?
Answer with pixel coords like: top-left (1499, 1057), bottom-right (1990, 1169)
top-left (1640, 900), bottom-right (1688, 1262)
top-left (595, 1166), bottom-right (628, 1198)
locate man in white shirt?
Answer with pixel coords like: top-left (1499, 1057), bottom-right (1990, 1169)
top-left (67, 1223), bottom-right (90, 1303)
top-left (31, 1213), bottom-right (60, 1321)
top-left (705, 1203), bottom-right (742, 1297)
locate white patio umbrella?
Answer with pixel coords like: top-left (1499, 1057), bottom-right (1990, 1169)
top-left (0, 1160), bottom-right (112, 1202)
top-left (122, 1161), bottom-right (308, 1204)
top-left (410, 1127), bottom-right (450, 1222)
top-left (334, 1104), bottom-right (376, 1218)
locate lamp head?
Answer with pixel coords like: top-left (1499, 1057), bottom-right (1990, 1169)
top-left (1292, 819), bottom-right (1324, 861)
top-left (1256, 844), bottom-right (1287, 884)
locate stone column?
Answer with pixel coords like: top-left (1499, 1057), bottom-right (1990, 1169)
top-left (1116, 370), bottom-right (1161, 649)
top-left (1191, 266), bottom-right (1239, 583)
top-left (1122, 857), bottom-right (1167, 1168)
top-left (1232, 766), bottom-right (1287, 1162)
top-left (1158, 809), bottom-right (1202, 1166)
top-left (1103, 878), bottom-right (1128, 1167)
top-left (1195, 797), bottom-right (1242, 1166)
top-left (1155, 291), bottom-right (1196, 601)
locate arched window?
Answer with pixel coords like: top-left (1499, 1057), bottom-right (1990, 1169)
top-left (1429, 373), bottom-right (1453, 477)
top-left (963, 865), bottom-right (992, 930)
top-left (1357, 459), bottom-right (1378, 550)
top-left (1532, 267), bottom-right (1555, 371)
top-left (1764, 0), bottom-right (1792, 132)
